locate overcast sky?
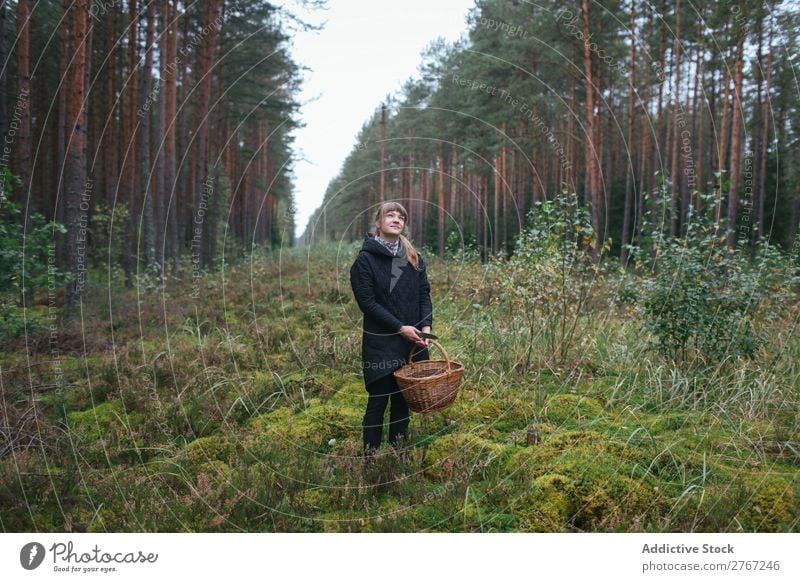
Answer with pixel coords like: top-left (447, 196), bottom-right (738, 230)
top-left (286, 0), bottom-right (475, 239)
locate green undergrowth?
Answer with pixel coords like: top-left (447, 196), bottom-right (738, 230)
top-left (1, 244), bottom-right (797, 532)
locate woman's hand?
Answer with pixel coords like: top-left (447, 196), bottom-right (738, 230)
top-left (399, 325), bottom-right (427, 347)
top-left (420, 326), bottom-right (432, 347)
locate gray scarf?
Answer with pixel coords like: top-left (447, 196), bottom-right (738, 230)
top-left (375, 234), bottom-right (401, 256)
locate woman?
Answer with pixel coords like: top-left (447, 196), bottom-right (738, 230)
top-left (349, 202), bottom-right (433, 460)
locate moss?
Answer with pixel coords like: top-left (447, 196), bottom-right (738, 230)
top-left (316, 370), bottom-right (358, 395)
top-left (424, 432), bottom-right (505, 482)
top-left (182, 436), bottom-right (238, 470)
top-left (504, 432), bottom-right (657, 531)
top-left (328, 380), bottom-right (366, 405)
top-left (514, 473), bottom-right (576, 532)
top-left (306, 510), bottom-right (370, 533)
top-left (553, 445), bottom-right (656, 529)
top-left (740, 475), bottom-right (797, 531)
top-left (503, 430), bottom-right (606, 481)
top-left (164, 399), bottom-right (219, 438)
top-left (67, 401), bottom-right (146, 464)
top-left (640, 412), bottom-right (695, 433)
top-left (473, 397), bottom-right (503, 419)
top-left (503, 394), bottom-right (539, 424)
top-left (504, 445), bottom-right (552, 482)
top-left (87, 509), bottom-right (121, 533)
top-left (249, 399), bottom-right (363, 450)
top-left (580, 377), bottom-right (617, 405)
top-left (636, 433), bottom-right (737, 488)
top-left (546, 430), bottom-right (603, 448)
top-left (544, 394), bottom-right (605, 426)
top-left (481, 512), bottom-right (518, 531)
top-left (413, 502), bottom-right (453, 530)
top-left (46, 374), bottom-right (115, 413)
top-left (303, 400), bottom-right (363, 438)
top-left (450, 394), bottom-right (532, 431)
top-left (250, 406), bottom-right (291, 431)
top-left (300, 488), bottom-right (336, 509)
top-left (195, 460), bottom-right (232, 484)
top-left (12, 244), bottom-right (800, 533)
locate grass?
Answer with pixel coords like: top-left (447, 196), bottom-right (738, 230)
top-left (0, 242), bottom-right (798, 532)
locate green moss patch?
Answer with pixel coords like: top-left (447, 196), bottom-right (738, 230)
top-left (67, 401), bottom-right (146, 465)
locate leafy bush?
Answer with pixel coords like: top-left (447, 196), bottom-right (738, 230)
top-left (0, 170), bottom-right (70, 342)
top-left (498, 192), bottom-right (609, 367)
top-left (636, 197), bottom-right (797, 366)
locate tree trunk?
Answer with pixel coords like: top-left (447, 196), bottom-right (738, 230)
top-left (65, 0), bottom-right (89, 306)
top-left (420, 165), bottom-right (428, 248)
top-left (265, 122), bottom-right (272, 243)
top-left (482, 175), bottom-right (488, 261)
top-left (652, 0), bottom-right (666, 203)
top-left (211, 0), bottom-right (228, 253)
top-left (407, 129), bottom-right (414, 223)
top-left (176, 8), bottom-right (190, 262)
top-left (686, 2), bottom-right (702, 221)
top-left (582, 0), bottom-right (600, 259)
top-left (140, 0), bottom-right (156, 268)
top-left (694, 4), bottom-right (705, 215)
top-left (380, 105), bottom-right (386, 200)
top-left (715, 37), bottom-right (733, 232)
top-left (621, 0), bottom-right (636, 266)
top-left (493, 150), bottom-right (500, 256)
top-left (439, 147), bottom-right (446, 259)
top-left (452, 145), bottom-right (458, 229)
top-left (155, 0), bottom-right (168, 267)
top-left (16, 0), bottom-right (32, 232)
top-left (102, 4), bottom-right (118, 210)
top-left (460, 158), bottom-right (466, 233)
top-left (756, 20), bottom-right (772, 246)
top-left (669, 0), bottom-right (681, 237)
top-left (567, 72), bottom-right (576, 195)
top-left (55, 0), bottom-right (71, 268)
top-left (166, 0), bottom-right (179, 272)
top-left (726, 29), bottom-right (746, 251)
top-left (122, 0), bottom-right (139, 288)
top-left (0, 1), bottom-right (7, 154)
top-left (510, 131), bottom-right (517, 233)
top-left (501, 137), bottom-right (507, 254)
top-left (636, 78), bottom-right (650, 250)
top-left (242, 125), bottom-right (254, 242)
top-left (196, 0), bottom-right (221, 270)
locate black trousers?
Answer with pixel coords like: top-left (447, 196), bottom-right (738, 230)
top-left (363, 372), bottom-right (410, 453)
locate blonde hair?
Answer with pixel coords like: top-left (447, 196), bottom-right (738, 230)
top-left (373, 201), bottom-right (422, 271)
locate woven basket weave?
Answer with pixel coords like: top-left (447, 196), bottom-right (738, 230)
top-left (393, 339), bottom-right (464, 413)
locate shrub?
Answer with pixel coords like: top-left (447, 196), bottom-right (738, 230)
top-left (0, 171), bottom-right (70, 342)
top-left (498, 192), bottom-right (609, 368)
top-left (639, 211), bottom-right (796, 366)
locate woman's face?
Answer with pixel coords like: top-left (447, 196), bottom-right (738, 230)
top-left (377, 209), bottom-right (405, 237)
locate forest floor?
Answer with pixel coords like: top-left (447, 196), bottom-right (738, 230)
top-left (1, 244), bottom-right (798, 532)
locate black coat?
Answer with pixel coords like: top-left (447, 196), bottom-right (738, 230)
top-left (350, 232), bottom-right (433, 387)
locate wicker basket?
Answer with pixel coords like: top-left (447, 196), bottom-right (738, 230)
top-left (393, 339), bottom-right (465, 413)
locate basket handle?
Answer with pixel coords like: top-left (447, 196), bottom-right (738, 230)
top-left (407, 338), bottom-right (451, 372)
